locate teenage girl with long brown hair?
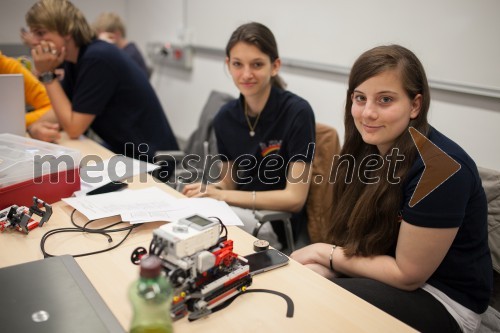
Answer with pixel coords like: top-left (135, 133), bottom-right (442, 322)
top-left (292, 45), bottom-right (492, 332)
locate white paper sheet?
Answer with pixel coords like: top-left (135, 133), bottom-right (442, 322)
top-left (63, 187), bottom-right (244, 226)
top-left (63, 187), bottom-right (176, 220)
top-left (75, 156), bottom-right (160, 196)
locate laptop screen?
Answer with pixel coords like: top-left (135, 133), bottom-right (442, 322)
top-left (0, 74), bottom-right (26, 136)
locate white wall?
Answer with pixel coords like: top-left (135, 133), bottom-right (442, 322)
top-left (0, 0), bottom-right (127, 43)
top-left (1, 0), bottom-right (499, 169)
top-left (185, 0), bottom-right (500, 91)
top-left (127, 0), bottom-right (500, 170)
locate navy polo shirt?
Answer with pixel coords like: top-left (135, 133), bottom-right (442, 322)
top-left (214, 86), bottom-right (316, 191)
top-left (402, 127), bottom-right (492, 313)
top-left (213, 86), bottom-right (315, 240)
top-left (62, 39), bottom-right (178, 161)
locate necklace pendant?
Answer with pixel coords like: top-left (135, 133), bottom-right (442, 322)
top-left (249, 130), bottom-right (255, 137)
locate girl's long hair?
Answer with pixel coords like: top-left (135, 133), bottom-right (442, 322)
top-left (329, 45), bottom-right (430, 256)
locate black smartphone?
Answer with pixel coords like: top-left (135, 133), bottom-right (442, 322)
top-left (86, 181), bottom-right (128, 195)
top-left (244, 249), bottom-right (289, 275)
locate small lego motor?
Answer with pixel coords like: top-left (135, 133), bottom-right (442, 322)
top-left (0, 197), bottom-right (52, 233)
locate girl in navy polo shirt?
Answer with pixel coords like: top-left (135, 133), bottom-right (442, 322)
top-left (183, 22), bottom-right (316, 249)
top-left (291, 45), bottom-right (492, 333)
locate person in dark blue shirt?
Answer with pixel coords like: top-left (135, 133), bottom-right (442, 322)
top-left (291, 45), bottom-right (492, 333)
top-left (182, 22), bottom-right (315, 249)
top-left (92, 12), bottom-right (150, 78)
top-left (25, 0), bottom-right (178, 167)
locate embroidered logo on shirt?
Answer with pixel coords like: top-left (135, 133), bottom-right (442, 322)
top-left (260, 140), bottom-right (282, 157)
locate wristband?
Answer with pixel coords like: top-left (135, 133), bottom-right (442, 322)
top-left (329, 245), bottom-right (337, 271)
top-left (38, 71), bottom-right (56, 83)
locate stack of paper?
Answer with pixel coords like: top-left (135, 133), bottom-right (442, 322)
top-left (63, 187), bottom-right (243, 226)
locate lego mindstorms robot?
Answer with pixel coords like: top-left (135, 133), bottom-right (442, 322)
top-left (131, 214), bottom-right (252, 321)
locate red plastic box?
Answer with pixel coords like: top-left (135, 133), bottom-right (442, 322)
top-left (0, 134), bottom-right (81, 209)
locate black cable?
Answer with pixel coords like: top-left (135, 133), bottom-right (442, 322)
top-left (153, 244), bottom-right (165, 257)
top-left (149, 235), bottom-right (165, 256)
top-left (40, 209), bottom-right (141, 258)
top-left (208, 216), bottom-right (227, 241)
top-left (206, 288), bottom-right (294, 318)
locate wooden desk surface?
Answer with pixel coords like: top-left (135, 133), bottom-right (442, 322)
top-left (0, 136), bottom-right (416, 333)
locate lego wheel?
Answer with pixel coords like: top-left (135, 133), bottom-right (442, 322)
top-left (169, 268), bottom-right (187, 287)
top-left (130, 247), bottom-right (148, 265)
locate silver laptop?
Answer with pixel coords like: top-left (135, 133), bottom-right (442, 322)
top-left (0, 74), bottom-right (26, 136)
top-left (0, 255), bottom-right (125, 333)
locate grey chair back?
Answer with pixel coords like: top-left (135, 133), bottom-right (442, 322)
top-left (179, 90), bottom-right (234, 183)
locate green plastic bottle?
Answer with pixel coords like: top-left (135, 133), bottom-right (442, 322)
top-left (129, 255), bottom-right (173, 333)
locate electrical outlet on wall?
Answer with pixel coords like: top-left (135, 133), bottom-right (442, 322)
top-left (146, 42), bottom-right (193, 70)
